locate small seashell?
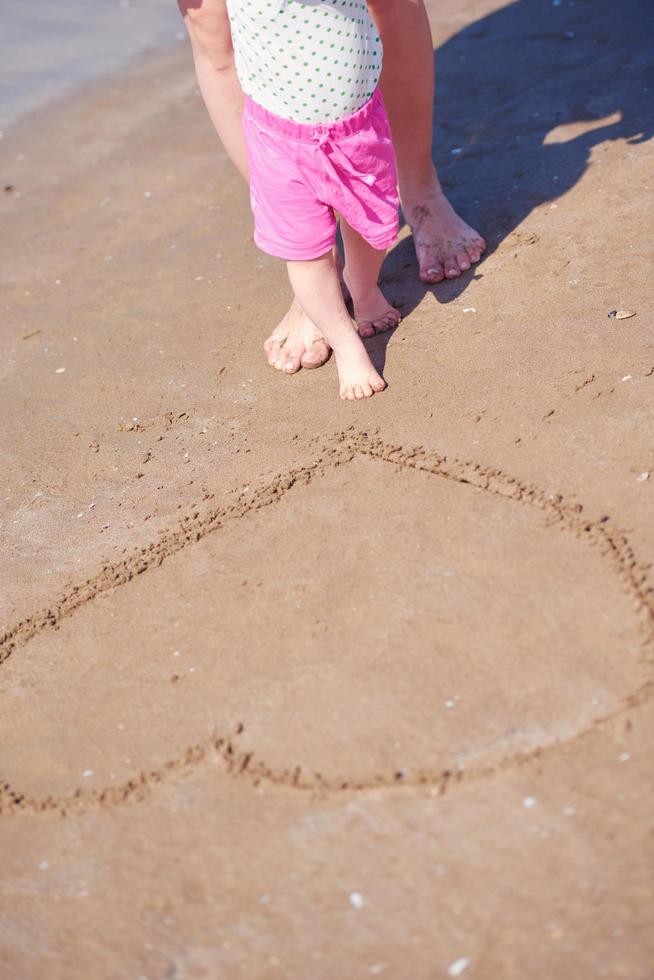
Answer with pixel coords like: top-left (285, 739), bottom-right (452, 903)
top-left (349, 892), bottom-right (364, 909)
top-left (608, 309), bottom-right (636, 319)
top-left (448, 958), bottom-right (471, 977)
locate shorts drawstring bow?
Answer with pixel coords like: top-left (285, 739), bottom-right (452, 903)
top-left (311, 130), bottom-right (377, 187)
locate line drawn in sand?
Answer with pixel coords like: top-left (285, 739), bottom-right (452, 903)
top-left (1, 430), bottom-right (652, 817)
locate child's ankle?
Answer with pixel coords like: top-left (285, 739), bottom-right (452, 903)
top-left (342, 272), bottom-right (376, 305)
top-left (331, 325), bottom-right (366, 354)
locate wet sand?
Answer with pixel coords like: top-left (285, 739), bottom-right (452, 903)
top-left (1, 0), bottom-right (653, 977)
top-left (0, 0), bottom-right (182, 129)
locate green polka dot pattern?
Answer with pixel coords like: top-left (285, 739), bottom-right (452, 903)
top-left (227, 0), bottom-right (382, 123)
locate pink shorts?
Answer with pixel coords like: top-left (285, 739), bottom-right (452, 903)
top-left (243, 88), bottom-right (399, 261)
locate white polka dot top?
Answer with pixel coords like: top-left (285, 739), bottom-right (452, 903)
top-left (226, 0), bottom-right (382, 124)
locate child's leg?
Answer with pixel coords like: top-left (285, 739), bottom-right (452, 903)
top-left (286, 251), bottom-right (386, 400)
top-left (264, 245), bottom-right (345, 375)
top-left (340, 219), bottom-right (401, 339)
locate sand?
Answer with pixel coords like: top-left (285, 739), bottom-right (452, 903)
top-left (1, 0), bottom-right (653, 976)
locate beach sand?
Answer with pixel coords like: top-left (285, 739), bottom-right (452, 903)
top-left (1, 0), bottom-right (653, 976)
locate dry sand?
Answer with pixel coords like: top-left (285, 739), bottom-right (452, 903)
top-left (1, 0), bottom-right (653, 977)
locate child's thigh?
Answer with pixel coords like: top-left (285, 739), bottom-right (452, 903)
top-left (326, 101), bottom-right (399, 250)
top-left (245, 125), bottom-right (337, 260)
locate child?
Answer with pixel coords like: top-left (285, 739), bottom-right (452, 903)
top-left (226, 0), bottom-right (401, 399)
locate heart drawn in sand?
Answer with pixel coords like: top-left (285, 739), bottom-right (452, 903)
top-left (1, 432), bottom-right (652, 816)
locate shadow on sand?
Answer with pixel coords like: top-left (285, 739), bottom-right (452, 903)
top-left (370, 0), bottom-right (653, 372)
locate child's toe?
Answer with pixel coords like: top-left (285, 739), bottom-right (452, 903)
top-left (370, 308), bottom-right (401, 333)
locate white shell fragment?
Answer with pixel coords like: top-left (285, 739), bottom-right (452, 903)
top-left (607, 309), bottom-right (636, 319)
top-left (349, 892), bottom-right (364, 909)
top-left (448, 958), bottom-right (471, 977)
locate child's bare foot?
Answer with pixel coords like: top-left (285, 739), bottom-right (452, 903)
top-left (333, 323), bottom-right (386, 400)
top-left (344, 278), bottom-right (401, 339)
top-left (263, 247), bottom-right (346, 374)
top-left (285, 244), bottom-right (388, 400)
